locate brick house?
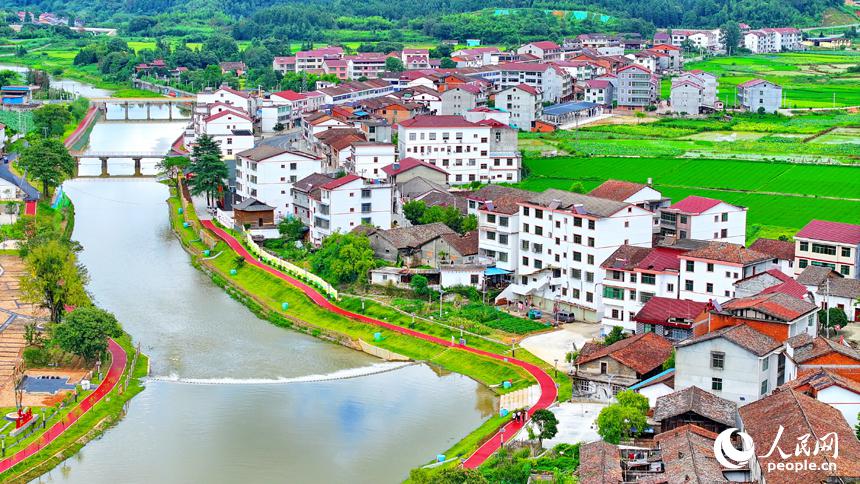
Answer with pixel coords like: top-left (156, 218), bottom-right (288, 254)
top-left (573, 332), bottom-right (674, 399)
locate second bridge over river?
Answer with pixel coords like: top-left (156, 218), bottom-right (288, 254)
top-left (71, 151), bottom-right (169, 177)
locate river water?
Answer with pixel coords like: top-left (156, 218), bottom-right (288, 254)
top-left (29, 107), bottom-right (496, 483)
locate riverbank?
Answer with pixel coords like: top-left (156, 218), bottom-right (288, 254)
top-left (0, 336), bottom-right (148, 483)
top-left (167, 185), bottom-right (571, 470)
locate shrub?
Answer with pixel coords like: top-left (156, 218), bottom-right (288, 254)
top-left (23, 346), bottom-right (52, 367)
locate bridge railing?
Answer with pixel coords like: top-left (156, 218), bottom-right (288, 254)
top-left (73, 151), bottom-right (167, 158)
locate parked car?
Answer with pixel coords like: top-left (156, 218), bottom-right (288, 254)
top-left (527, 308), bottom-right (542, 320)
top-left (553, 311), bottom-right (574, 323)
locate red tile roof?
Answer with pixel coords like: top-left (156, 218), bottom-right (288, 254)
top-left (742, 269), bottom-right (810, 299)
top-left (668, 195), bottom-right (724, 214)
top-left (723, 292), bottom-right (817, 321)
top-left (739, 389), bottom-right (860, 483)
top-left (528, 41), bottom-right (561, 50)
top-left (510, 83), bottom-right (540, 96)
top-left (679, 323), bottom-right (781, 356)
top-left (637, 247), bottom-right (686, 272)
top-left (588, 179), bottom-right (648, 202)
top-left (682, 241), bottom-right (771, 265)
top-left (202, 110), bottom-right (252, 123)
top-left (585, 79), bottom-right (610, 89)
top-left (398, 115), bottom-right (478, 129)
top-left (748, 238), bottom-right (795, 261)
top-left (272, 90), bottom-right (306, 101)
top-left (617, 64), bottom-right (651, 74)
top-left (381, 157), bottom-right (448, 176)
top-left (634, 297), bottom-right (708, 326)
top-left (796, 219), bottom-right (860, 245)
top-left (321, 173), bottom-right (361, 190)
top-left (576, 332), bottom-right (673, 375)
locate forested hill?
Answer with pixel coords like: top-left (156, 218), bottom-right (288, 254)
top-left (4, 0), bottom-right (841, 39)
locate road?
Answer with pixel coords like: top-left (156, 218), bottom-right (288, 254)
top-left (200, 220), bottom-right (559, 469)
top-left (0, 153), bottom-right (40, 202)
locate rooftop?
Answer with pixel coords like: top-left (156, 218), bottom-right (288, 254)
top-left (678, 324), bottom-right (781, 357)
top-left (381, 157), bottom-right (448, 177)
top-left (399, 115), bottom-right (479, 129)
top-left (682, 241), bottom-right (771, 265)
top-left (576, 332), bottom-right (673, 375)
top-left (722, 292), bottom-right (818, 321)
top-left (748, 237), bottom-right (795, 261)
top-left (668, 195), bottom-right (727, 214)
top-left (578, 441), bottom-right (622, 484)
top-left (525, 188), bottom-right (631, 219)
top-left (588, 179), bottom-right (650, 202)
top-left (634, 297), bottom-right (708, 326)
top-left (236, 145), bottom-right (318, 162)
top-left (796, 219), bottom-right (860, 245)
top-left (790, 335), bottom-right (860, 364)
top-left (654, 386), bottom-right (737, 428)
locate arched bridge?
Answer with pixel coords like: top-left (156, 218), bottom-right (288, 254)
top-left (71, 151), bottom-right (170, 177)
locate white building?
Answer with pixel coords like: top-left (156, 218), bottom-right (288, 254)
top-left (346, 142), bottom-right (396, 179)
top-left (397, 115), bottom-right (520, 185)
top-left (196, 85), bottom-right (254, 114)
top-left (794, 219), bottom-right (860, 279)
top-left (496, 189), bottom-right (654, 322)
top-left (196, 110), bottom-right (254, 159)
top-left (677, 241), bottom-right (774, 303)
top-left (495, 84), bottom-right (542, 131)
top-left (309, 174), bottom-right (393, 245)
top-left (516, 41), bottom-right (563, 61)
top-left (675, 324), bottom-right (796, 404)
top-left (583, 79), bottom-right (614, 106)
top-left (235, 145), bottom-right (324, 219)
top-left (472, 186), bottom-right (536, 273)
top-left (659, 195), bottom-right (747, 244)
top-left (737, 79), bottom-right (782, 114)
top-left (785, 369), bottom-right (860, 429)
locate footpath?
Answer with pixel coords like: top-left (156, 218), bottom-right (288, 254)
top-left (200, 220), bottom-right (558, 468)
top-left (0, 338), bottom-right (126, 474)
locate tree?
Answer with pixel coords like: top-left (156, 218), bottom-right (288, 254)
top-left (818, 307), bottom-right (848, 330)
top-left (273, 122), bottom-right (285, 132)
top-left (52, 307), bottom-right (123, 362)
top-left (19, 240), bottom-right (89, 323)
top-left (531, 409), bottom-right (559, 448)
top-left (0, 69), bottom-right (20, 86)
top-left (310, 232), bottom-right (378, 284)
top-left (33, 104), bottom-right (73, 137)
top-left (187, 135), bottom-right (228, 206)
top-left (720, 22), bottom-right (741, 55)
top-left (597, 395), bottom-right (648, 444)
top-left (403, 200), bottom-right (426, 225)
top-left (569, 181), bottom-right (586, 193)
top-left (156, 156), bottom-right (190, 178)
top-left (615, 390), bottom-right (650, 415)
top-left (411, 274), bottom-right (430, 296)
top-left (278, 216), bottom-right (306, 242)
top-left (203, 33), bottom-right (240, 61)
top-left (17, 137), bottom-right (76, 196)
top-left (662, 348), bottom-right (675, 370)
top-left (440, 58), bottom-right (457, 69)
top-left (385, 56), bottom-right (405, 72)
top-left (603, 326), bottom-right (627, 346)
top-left (410, 467), bottom-right (488, 484)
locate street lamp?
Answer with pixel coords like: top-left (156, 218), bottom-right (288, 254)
top-left (554, 358), bottom-right (559, 378)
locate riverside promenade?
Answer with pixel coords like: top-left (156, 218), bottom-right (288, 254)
top-left (200, 220), bottom-right (558, 468)
top-left (0, 339), bottom-right (126, 474)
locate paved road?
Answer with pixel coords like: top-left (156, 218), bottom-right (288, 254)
top-left (201, 220), bottom-right (559, 468)
top-left (0, 153), bottom-right (40, 202)
top-left (0, 338), bottom-right (126, 475)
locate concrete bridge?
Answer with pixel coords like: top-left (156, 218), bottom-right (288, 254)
top-left (71, 151), bottom-right (168, 177)
top-left (90, 97), bottom-right (194, 120)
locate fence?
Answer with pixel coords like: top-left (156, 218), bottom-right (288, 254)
top-left (243, 233), bottom-right (339, 300)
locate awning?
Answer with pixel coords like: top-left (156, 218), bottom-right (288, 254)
top-left (484, 267), bottom-right (511, 276)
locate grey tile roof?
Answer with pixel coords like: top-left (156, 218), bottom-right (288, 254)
top-left (677, 324), bottom-right (781, 357)
top-left (653, 386), bottom-right (738, 427)
top-left (526, 189), bottom-right (629, 218)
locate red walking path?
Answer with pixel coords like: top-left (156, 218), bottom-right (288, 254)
top-left (0, 339), bottom-right (126, 475)
top-left (200, 220), bottom-right (558, 468)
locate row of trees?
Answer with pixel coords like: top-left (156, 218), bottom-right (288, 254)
top-left (403, 200), bottom-right (478, 235)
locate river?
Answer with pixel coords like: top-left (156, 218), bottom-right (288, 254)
top-left (29, 107), bottom-right (496, 482)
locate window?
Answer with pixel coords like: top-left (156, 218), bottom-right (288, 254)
top-left (535, 209), bottom-right (544, 219)
top-left (712, 378), bottom-right (723, 391)
top-left (760, 380), bottom-right (769, 396)
top-left (842, 247), bottom-right (852, 257)
top-left (667, 283), bottom-right (674, 292)
top-left (686, 261), bottom-right (694, 272)
top-left (641, 274), bottom-right (656, 285)
top-left (685, 280), bottom-right (693, 291)
top-left (812, 243), bottom-right (837, 256)
top-left (534, 260), bottom-right (543, 269)
top-left (600, 362), bottom-right (608, 374)
top-left (573, 252), bottom-right (582, 262)
top-left (706, 283), bottom-right (714, 293)
top-left (586, 292), bottom-right (593, 303)
top-left (574, 217), bottom-right (582, 227)
top-left (574, 234), bottom-right (582, 244)
top-left (487, 231), bottom-right (497, 241)
top-left (721, 212), bottom-right (728, 222)
top-left (587, 254), bottom-right (594, 265)
top-left (535, 226), bottom-right (543, 236)
top-left (603, 287), bottom-right (625, 300)
top-left (572, 269), bottom-right (582, 280)
top-left (523, 207), bottom-right (530, 216)
top-left (639, 292), bottom-right (654, 303)
top-left (522, 240), bottom-right (530, 250)
top-left (721, 228), bottom-right (728, 239)
top-left (586, 272), bottom-right (594, 283)
top-left (499, 234), bottom-right (509, 245)
top-left (841, 265), bottom-right (851, 276)
top-left (798, 259), bottom-right (808, 268)
top-left (762, 358), bottom-right (769, 372)
top-left (588, 220), bottom-right (595, 230)
top-left (361, 189), bottom-right (371, 199)
top-left (499, 216), bottom-right (509, 227)
top-left (799, 241), bottom-right (809, 251)
top-left (707, 263), bottom-right (714, 272)
top-left (679, 215), bottom-right (688, 224)
top-left (522, 256), bottom-right (529, 266)
top-left (487, 214), bottom-right (496, 223)
top-left (289, 163), bottom-right (297, 170)
top-left (711, 351), bottom-right (725, 369)
top-left (587, 237), bottom-right (595, 247)
top-left (630, 274), bottom-right (637, 283)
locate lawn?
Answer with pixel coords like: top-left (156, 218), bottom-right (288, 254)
top-left (683, 52), bottom-right (860, 108)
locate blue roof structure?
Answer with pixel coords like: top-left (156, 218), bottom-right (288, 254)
top-left (485, 267), bottom-right (512, 276)
top-left (543, 101), bottom-right (599, 116)
top-left (628, 368), bottom-right (674, 391)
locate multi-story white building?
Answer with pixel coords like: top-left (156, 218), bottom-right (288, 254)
top-left (346, 142), bottom-right (396, 179)
top-left (675, 324), bottom-right (796, 404)
top-left (583, 79), bottom-right (614, 106)
top-left (496, 189), bottom-right (654, 322)
top-left (744, 28), bottom-right (803, 53)
top-left (235, 145), bottom-right (324, 219)
top-left (516, 41), bottom-right (563, 61)
top-left (472, 187), bottom-right (536, 273)
top-left (794, 220), bottom-right (860, 279)
top-left (495, 84), bottom-right (542, 131)
top-left (195, 110), bottom-right (254, 159)
top-left (670, 70), bottom-right (718, 114)
top-left (294, 46), bottom-right (344, 72)
top-left (397, 115), bottom-right (520, 185)
top-left (196, 85), bottom-right (254, 114)
top-left (616, 64), bottom-right (658, 109)
top-left (677, 241), bottom-right (775, 303)
top-left (309, 174), bottom-right (393, 245)
top-left (467, 63), bottom-right (572, 103)
top-left (346, 53), bottom-right (390, 80)
top-left (737, 79), bottom-right (782, 114)
top-left (401, 49), bottom-right (431, 70)
top-left (600, 245), bottom-right (689, 332)
top-left (659, 195), bottom-right (747, 244)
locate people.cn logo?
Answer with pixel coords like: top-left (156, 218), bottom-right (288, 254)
top-left (714, 428), bottom-right (756, 469)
